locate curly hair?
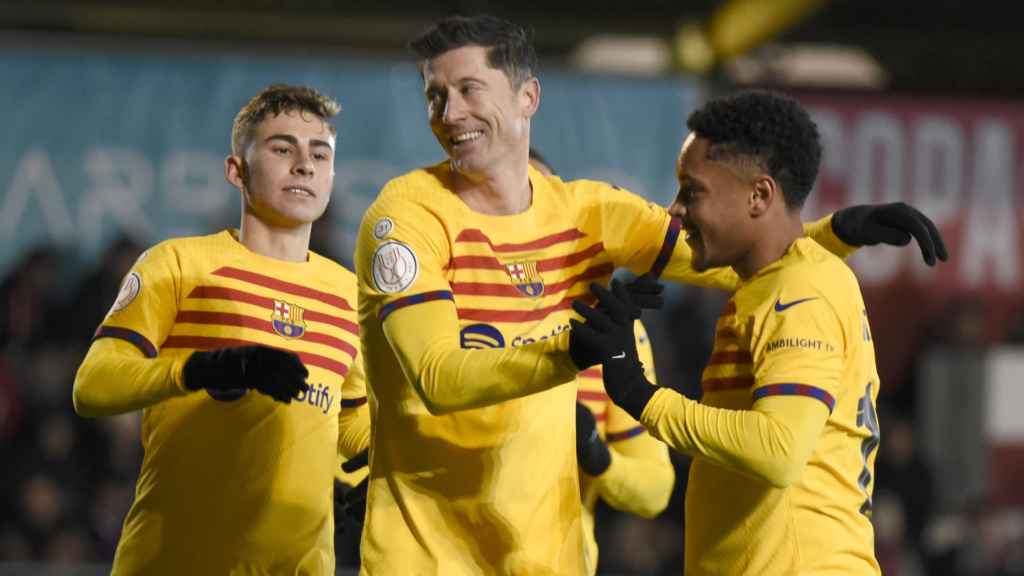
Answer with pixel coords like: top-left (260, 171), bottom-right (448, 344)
top-left (409, 15), bottom-right (537, 88)
top-left (231, 84), bottom-right (341, 156)
top-left (686, 90), bottom-right (821, 209)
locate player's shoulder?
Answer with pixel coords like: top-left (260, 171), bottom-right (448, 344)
top-left (134, 231), bottom-right (233, 266)
top-left (375, 161), bottom-right (452, 206)
top-left (772, 238), bottom-right (862, 307)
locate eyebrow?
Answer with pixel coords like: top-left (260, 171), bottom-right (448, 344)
top-left (265, 134), bottom-right (334, 151)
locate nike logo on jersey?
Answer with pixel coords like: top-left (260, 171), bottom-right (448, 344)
top-left (611, 352), bottom-right (626, 359)
top-left (774, 297), bottom-right (818, 312)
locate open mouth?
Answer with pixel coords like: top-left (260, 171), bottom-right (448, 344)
top-left (449, 130), bottom-right (483, 147)
top-left (284, 186), bottom-right (315, 198)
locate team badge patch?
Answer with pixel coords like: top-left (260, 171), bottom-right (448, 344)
top-left (271, 299), bottom-right (306, 339)
top-left (373, 217), bottom-right (394, 240)
top-left (109, 272), bottom-right (142, 314)
top-left (372, 240), bottom-right (418, 294)
top-left (505, 261), bottom-right (544, 298)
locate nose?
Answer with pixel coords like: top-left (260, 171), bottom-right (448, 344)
top-left (442, 92), bottom-right (467, 124)
top-left (667, 199), bottom-right (686, 220)
top-left (292, 149), bottom-right (314, 177)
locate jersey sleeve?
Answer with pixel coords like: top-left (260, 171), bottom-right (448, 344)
top-left (751, 278), bottom-right (847, 412)
top-left (337, 352), bottom-right (370, 459)
top-left (73, 333), bottom-right (187, 417)
top-left (595, 320), bottom-right (674, 518)
top-left (803, 214), bottom-right (859, 260)
top-left (73, 243), bottom-right (190, 417)
top-left (586, 184), bottom-right (739, 290)
top-left (356, 182), bottom-right (578, 415)
top-left (93, 242), bottom-right (181, 357)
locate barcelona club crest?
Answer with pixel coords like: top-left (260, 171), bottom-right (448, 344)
top-left (505, 261), bottom-right (544, 298)
top-left (271, 300), bottom-right (307, 339)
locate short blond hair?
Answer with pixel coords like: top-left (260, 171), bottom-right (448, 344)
top-left (231, 84), bottom-right (341, 156)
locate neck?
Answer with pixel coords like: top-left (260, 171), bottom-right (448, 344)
top-left (237, 212), bottom-right (311, 262)
top-left (732, 213), bottom-right (804, 279)
top-left (451, 149), bottom-right (532, 216)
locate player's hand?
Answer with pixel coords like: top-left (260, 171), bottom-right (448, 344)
top-left (569, 279), bottom-right (643, 370)
top-left (617, 274), bottom-right (665, 311)
top-left (576, 402), bottom-right (611, 476)
top-left (831, 202), bottom-right (949, 266)
top-left (573, 281), bottom-right (657, 420)
top-left (182, 345), bottom-right (309, 403)
top-left (335, 477), bottom-right (368, 528)
top-left (335, 449), bottom-right (370, 531)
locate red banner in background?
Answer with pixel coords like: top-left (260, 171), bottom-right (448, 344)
top-left (793, 93), bottom-right (1024, 397)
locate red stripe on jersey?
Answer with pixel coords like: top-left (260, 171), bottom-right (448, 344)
top-left (212, 267), bottom-right (353, 311)
top-left (537, 243), bottom-right (604, 272)
top-left (457, 294), bottom-right (597, 323)
top-left (450, 263), bottom-right (614, 297)
top-left (702, 376), bottom-right (755, 392)
top-left (707, 350), bottom-right (753, 365)
top-left (163, 335), bottom-right (349, 378)
top-left (577, 389), bottom-right (608, 401)
top-left (594, 410), bottom-right (607, 422)
top-left (448, 242), bottom-right (606, 272)
top-left (175, 311), bottom-right (357, 359)
top-left (188, 286), bottom-right (358, 336)
top-left (578, 368), bottom-right (602, 379)
top-left (455, 228), bottom-right (586, 252)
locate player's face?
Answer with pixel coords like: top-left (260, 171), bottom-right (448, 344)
top-left (236, 110), bottom-right (335, 228)
top-left (668, 134), bottom-right (754, 272)
top-left (423, 45), bottom-right (538, 176)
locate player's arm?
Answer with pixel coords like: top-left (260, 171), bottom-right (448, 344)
top-left (357, 188), bottom-right (578, 416)
top-left (74, 336), bottom-right (189, 417)
top-left (382, 302), bottom-right (576, 414)
top-left (592, 323), bottom-right (673, 517)
top-left (337, 352), bottom-right (370, 459)
top-left (639, 391), bottom-right (828, 488)
top-left (73, 244), bottom-right (187, 417)
top-left (573, 278), bottom-right (843, 488)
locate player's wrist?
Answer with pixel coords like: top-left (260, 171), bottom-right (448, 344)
top-left (579, 431), bottom-right (612, 476)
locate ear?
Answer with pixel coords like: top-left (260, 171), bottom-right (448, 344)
top-left (224, 155), bottom-right (246, 191)
top-left (519, 77), bottom-right (540, 119)
top-left (749, 175), bottom-right (778, 217)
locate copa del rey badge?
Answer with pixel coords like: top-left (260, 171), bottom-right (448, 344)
top-left (372, 240), bottom-right (419, 294)
top-left (506, 261), bottom-right (544, 298)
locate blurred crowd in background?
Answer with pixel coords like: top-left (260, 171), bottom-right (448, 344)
top-left (1, 230), bottom-right (1022, 575)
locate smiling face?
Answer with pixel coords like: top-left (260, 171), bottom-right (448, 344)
top-left (226, 109), bottom-right (335, 228)
top-left (667, 134), bottom-right (757, 272)
top-left (423, 45), bottom-right (538, 178)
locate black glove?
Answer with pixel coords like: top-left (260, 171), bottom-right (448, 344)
top-left (568, 276), bottom-right (663, 370)
top-left (576, 402), bottom-right (611, 476)
top-left (572, 282), bottom-right (656, 421)
top-left (334, 449), bottom-right (370, 531)
top-left (831, 202), bottom-right (949, 266)
top-left (182, 345), bottom-right (309, 403)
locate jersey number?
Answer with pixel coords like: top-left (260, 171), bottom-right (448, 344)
top-left (856, 381), bottom-right (879, 516)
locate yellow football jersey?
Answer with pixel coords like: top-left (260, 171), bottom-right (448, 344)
top-left (354, 162), bottom-right (742, 575)
top-left (577, 320), bottom-right (672, 576)
top-left (660, 237), bottom-right (882, 575)
top-left (95, 230), bottom-right (365, 576)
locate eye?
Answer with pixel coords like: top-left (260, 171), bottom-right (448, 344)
top-left (273, 146), bottom-right (290, 155)
top-left (313, 152), bottom-right (330, 161)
